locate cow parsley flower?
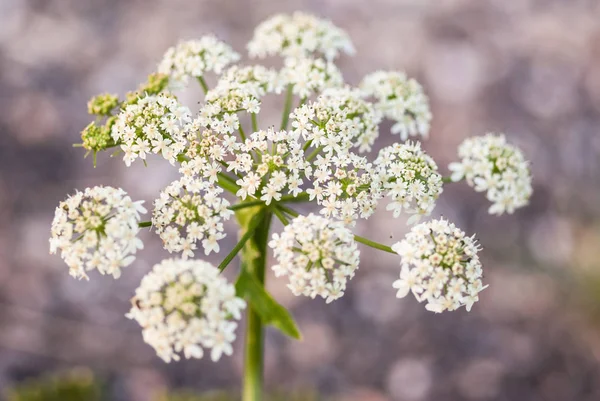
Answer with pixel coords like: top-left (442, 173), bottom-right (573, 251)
top-left (49, 186), bottom-right (146, 280)
top-left (269, 214), bottom-right (359, 303)
top-left (309, 151), bottom-right (383, 225)
top-left (448, 133), bottom-right (533, 215)
top-left (213, 65), bottom-right (281, 98)
top-left (198, 86), bottom-right (261, 135)
top-left (392, 218), bottom-right (486, 313)
top-left (361, 71), bottom-right (432, 141)
top-left (230, 128), bottom-right (311, 204)
top-left (152, 178), bottom-right (233, 257)
top-left (375, 141), bottom-right (443, 224)
top-left (248, 12), bottom-right (355, 60)
top-left (158, 36), bottom-right (240, 87)
top-left (126, 258), bottom-right (246, 363)
top-left (290, 86), bottom-right (382, 154)
top-left (111, 94), bottom-right (191, 166)
top-left (279, 57), bottom-right (343, 99)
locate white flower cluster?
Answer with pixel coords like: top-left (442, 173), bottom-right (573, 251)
top-left (231, 128), bottom-right (311, 204)
top-left (111, 94), bottom-right (191, 166)
top-left (291, 87), bottom-right (382, 154)
top-left (158, 36), bottom-right (240, 87)
top-left (213, 65), bottom-right (280, 99)
top-left (309, 151), bottom-right (382, 224)
top-left (269, 214), bottom-right (359, 303)
top-left (361, 71), bottom-right (432, 141)
top-left (248, 12), bottom-right (355, 60)
top-left (279, 57), bottom-right (343, 99)
top-left (126, 258), bottom-right (246, 363)
top-left (392, 218), bottom-right (486, 313)
top-left (375, 141), bottom-right (443, 224)
top-left (449, 133), bottom-right (532, 215)
top-left (178, 127), bottom-right (238, 183)
top-left (152, 178), bottom-right (233, 257)
top-left (49, 186), bottom-right (146, 280)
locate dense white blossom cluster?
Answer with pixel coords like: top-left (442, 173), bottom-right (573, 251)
top-left (279, 57), bottom-right (343, 98)
top-left (448, 133), bottom-right (532, 215)
top-left (269, 214), bottom-right (359, 303)
top-left (248, 12), bottom-right (355, 60)
top-left (231, 128), bottom-right (311, 204)
top-left (49, 186), bottom-right (146, 280)
top-left (152, 178), bottom-right (233, 257)
top-left (111, 94), bottom-right (191, 166)
top-left (392, 218), bottom-right (486, 313)
top-left (309, 151), bottom-right (382, 224)
top-left (126, 259), bottom-right (246, 363)
top-left (375, 141), bottom-right (443, 224)
top-left (213, 65), bottom-right (280, 98)
top-left (291, 87), bottom-right (382, 154)
top-left (158, 36), bottom-right (240, 86)
top-left (361, 71), bottom-right (432, 141)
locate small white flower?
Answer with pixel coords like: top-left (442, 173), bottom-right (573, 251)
top-left (112, 94), bottom-right (191, 166)
top-left (49, 186), bottom-right (146, 280)
top-left (152, 177), bottom-right (232, 257)
top-left (375, 141), bottom-right (443, 223)
top-left (279, 57), bottom-right (344, 99)
top-left (361, 71), bottom-right (432, 141)
top-left (448, 133), bottom-right (532, 215)
top-left (291, 86), bottom-right (382, 154)
top-left (269, 214), bottom-right (360, 303)
top-left (126, 258), bottom-right (245, 363)
top-left (392, 218), bottom-right (487, 313)
top-left (158, 36), bottom-right (240, 87)
top-left (248, 12), bottom-right (355, 60)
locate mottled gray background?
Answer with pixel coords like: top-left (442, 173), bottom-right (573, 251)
top-left (2, 0), bottom-right (600, 400)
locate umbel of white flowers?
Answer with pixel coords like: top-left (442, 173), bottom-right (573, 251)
top-left (50, 11), bottom-right (533, 364)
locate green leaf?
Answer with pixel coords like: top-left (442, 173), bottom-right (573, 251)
top-left (235, 268), bottom-right (302, 340)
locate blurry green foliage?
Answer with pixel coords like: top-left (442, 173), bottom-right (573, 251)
top-left (155, 389), bottom-right (322, 401)
top-left (5, 369), bottom-right (101, 401)
top-left (6, 369), bottom-right (321, 401)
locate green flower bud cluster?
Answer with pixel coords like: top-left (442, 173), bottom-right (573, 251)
top-left (87, 93), bottom-right (119, 116)
top-left (81, 120), bottom-right (115, 153)
top-left (125, 73), bottom-right (170, 105)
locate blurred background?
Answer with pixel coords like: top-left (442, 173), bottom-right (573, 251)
top-left (1, 0), bottom-right (600, 400)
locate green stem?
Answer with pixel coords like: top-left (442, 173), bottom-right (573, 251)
top-left (217, 173), bottom-right (241, 195)
top-left (197, 76), bottom-right (209, 94)
top-left (138, 221), bottom-right (152, 228)
top-left (442, 176), bottom-right (453, 184)
top-left (275, 205), bottom-right (397, 255)
top-left (354, 235), bottom-right (396, 254)
top-left (239, 124), bottom-right (247, 143)
top-left (239, 209), bottom-right (273, 401)
top-left (251, 113), bottom-right (258, 133)
top-left (279, 192), bottom-right (310, 203)
top-left (280, 84), bottom-right (293, 131)
top-left (218, 209), bottom-right (265, 271)
top-left (229, 199), bottom-right (265, 211)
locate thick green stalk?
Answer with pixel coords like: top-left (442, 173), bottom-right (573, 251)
top-left (280, 84), bottom-right (293, 131)
top-left (237, 208), bottom-right (272, 401)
